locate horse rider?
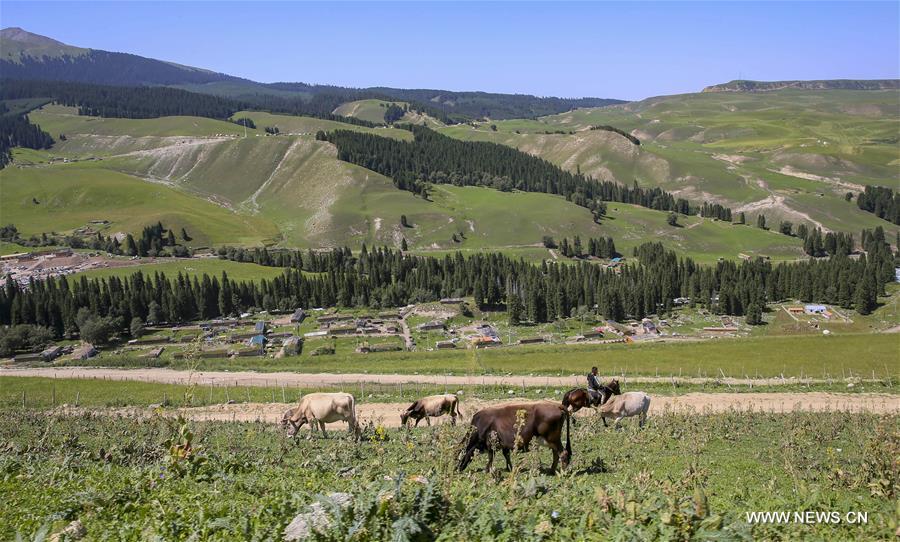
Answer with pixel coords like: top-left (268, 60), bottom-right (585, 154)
top-left (586, 366), bottom-right (603, 405)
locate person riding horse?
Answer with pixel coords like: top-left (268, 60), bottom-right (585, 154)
top-left (561, 377), bottom-right (621, 414)
top-left (586, 367), bottom-right (604, 405)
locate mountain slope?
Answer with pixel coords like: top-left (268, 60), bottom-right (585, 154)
top-left (437, 89), bottom-right (900, 236)
top-left (704, 79), bottom-right (900, 92)
top-left (0, 28), bottom-right (624, 120)
top-left (2, 104), bottom-right (806, 261)
top-left (0, 28), bottom-right (237, 86)
top-left (0, 27), bottom-right (88, 61)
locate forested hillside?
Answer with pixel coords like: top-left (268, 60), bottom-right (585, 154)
top-left (1, 28), bottom-right (621, 123)
top-left (319, 125), bottom-right (732, 220)
top-left (437, 89), bottom-right (900, 236)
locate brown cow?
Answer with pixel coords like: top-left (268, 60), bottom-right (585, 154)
top-left (457, 401), bottom-right (571, 474)
top-left (401, 394), bottom-right (462, 427)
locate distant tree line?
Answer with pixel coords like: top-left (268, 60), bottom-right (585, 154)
top-left (318, 125), bottom-right (722, 220)
top-left (0, 113), bottom-right (54, 168)
top-left (1, 222), bottom-right (192, 258)
top-left (2, 231), bottom-right (894, 343)
top-left (590, 125), bottom-right (640, 145)
top-left (268, 82), bottom-right (623, 121)
top-left (1, 79), bottom-right (238, 119)
top-left (0, 51), bottom-right (234, 87)
top-left (383, 103), bottom-right (407, 124)
top-left (698, 202), bottom-right (733, 222)
top-left (856, 185), bottom-right (899, 225)
top-left (0, 79), bottom-right (386, 129)
top-left (1, 55), bottom-right (620, 123)
top-left (233, 117), bottom-right (256, 129)
top-left (545, 236), bottom-right (619, 259)
top-left (122, 222), bottom-right (192, 258)
top-left (216, 246), bottom-right (306, 269)
top-left (801, 227), bottom-right (854, 258)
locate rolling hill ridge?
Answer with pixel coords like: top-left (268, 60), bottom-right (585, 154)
top-left (703, 79), bottom-right (900, 92)
top-left (0, 28), bottom-right (624, 121)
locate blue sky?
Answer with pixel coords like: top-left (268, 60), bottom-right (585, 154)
top-left (2, 1), bottom-right (898, 100)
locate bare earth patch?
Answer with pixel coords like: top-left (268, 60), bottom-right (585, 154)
top-left (4, 367), bottom-right (894, 389)
top-left (47, 392), bottom-right (900, 430)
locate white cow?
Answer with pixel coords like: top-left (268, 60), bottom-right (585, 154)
top-left (598, 391), bottom-right (651, 428)
top-left (282, 392), bottom-right (360, 439)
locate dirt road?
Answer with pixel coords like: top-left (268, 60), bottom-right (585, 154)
top-left (51, 392), bottom-right (900, 430)
top-left (2, 367), bottom-right (882, 388)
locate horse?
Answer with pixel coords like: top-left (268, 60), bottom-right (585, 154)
top-left (561, 379), bottom-right (621, 424)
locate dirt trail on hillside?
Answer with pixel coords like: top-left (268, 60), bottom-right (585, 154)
top-left (2, 367), bottom-right (888, 388)
top-left (49, 393), bottom-right (900, 429)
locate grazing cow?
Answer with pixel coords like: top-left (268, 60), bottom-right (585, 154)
top-left (282, 392), bottom-right (360, 439)
top-left (562, 379), bottom-right (621, 414)
top-left (598, 391), bottom-right (651, 428)
top-left (401, 394), bottom-right (462, 427)
top-left (457, 401), bottom-right (571, 474)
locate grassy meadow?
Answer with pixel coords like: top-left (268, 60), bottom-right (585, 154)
top-left (0, 165), bottom-right (278, 247)
top-left (1, 409), bottom-right (896, 540)
top-left (5, 95), bottom-right (896, 256)
top-left (438, 89), bottom-right (900, 237)
top-left (2, 376), bottom-right (895, 412)
top-left (64, 333), bottom-right (900, 381)
top-left (331, 99), bottom-right (397, 124)
top-left (75, 258), bottom-right (291, 282)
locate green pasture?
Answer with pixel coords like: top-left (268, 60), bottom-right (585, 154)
top-left (230, 110), bottom-right (414, 141)
top-left (70, 333), bottom-right (900, 380)
top-left (441, 89), bottom-right (899, 237)
top-left (0, 165), bottom-right (278, 247)
top-left (31, 105), bottom-right (251, 138)
top-left (332, 99), bottom-right (396, 124)
top-left (75, 258), bottom-right (290, 282)
top-left (2, 376), bottom-right (895, 412)
top-left (1, 409), bottom-right (896, 540)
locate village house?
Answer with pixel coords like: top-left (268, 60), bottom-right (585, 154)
top-left (804, 304), bottom-right (827, 315)
top-left (290, 308), bottom-right (307, 324)
top-left (72, 344), bottom-right (98, 360)
top-left (418, 321), bottom-right (446, 331)
top-left (40, 345), bottom-right (63, 362)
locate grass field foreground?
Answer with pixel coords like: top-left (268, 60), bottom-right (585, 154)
top-left (1, 409), bottom-right (896, 540)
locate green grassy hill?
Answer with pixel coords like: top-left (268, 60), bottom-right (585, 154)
top-left (438, 89), bottom-right (900, 237)
top-left (76, 258), bottom-right (289, 282)
top-left (1, 100), bottom-right (881, 258)
top-left (332, 99), bottom-right (395, 124)
top-left (228, 111), bottom-right (413, 140)
top-left (0, 165), bottom-right (278, 247)
top-left (332, 99), bottom-right (445, 127)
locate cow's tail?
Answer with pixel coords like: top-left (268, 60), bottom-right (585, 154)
top-left (454, 398), bottom-right (463, 419)
top-left (564, 410), bottom-right (572, 460)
